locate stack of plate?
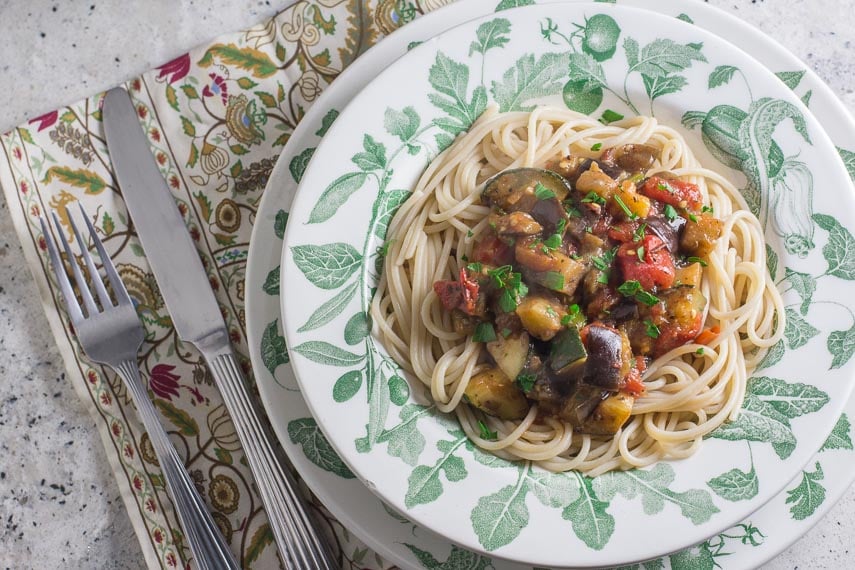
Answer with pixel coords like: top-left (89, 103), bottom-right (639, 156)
top-left (245, 2), bottom-right (855, 568)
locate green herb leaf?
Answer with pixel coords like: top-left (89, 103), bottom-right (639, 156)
top-left (467, 262), bottom-right (483, 272)
top-left (581, 191), bottom-right (606, 206)
top-left (636, 246), bottom-right (646, 262)
top-left (686, 256), bottom-right (707, 267)
top-left (664, 204), bottom-right (678, 221)
top-left (477, 420), bottom-right (498, 440)
top-left (687, 213), bottom-right (698, 223)
top-left (636, 290), bottom-right (659, 307)
top-left (599, 109), bottom-right (624, 124)
top-left (617, 280), bottom-right (642, 296)
top-left (543, 271), bottom-right (565, 291)
top-left (613, 194), bottom-right (637, 220)
top-left (633, 223), bottom-right (646, 242)
top-left (591, 142), bottom-right (603, 151)
top-left (534, 182), bottom-right (555, 200)
top-left (516, 373), bottom-right (536, 393)
top-left (473, 322), bottom-right (498, 343)
top-left (644, 319), bottom-right (660, 338)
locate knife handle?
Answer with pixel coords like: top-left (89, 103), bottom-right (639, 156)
top-left (206, 350), bottom-right (338, 570)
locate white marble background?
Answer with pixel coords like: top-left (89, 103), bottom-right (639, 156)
top-left (0, 0), bottom-right (852, 568)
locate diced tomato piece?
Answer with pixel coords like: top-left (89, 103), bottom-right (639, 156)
top-left (433, 268), bottom-right (480, 315)
top-left (653, 311), bottom-right (703, 356)
top-left (608, 221), bottom-right (641, 243)
top-left (621, 358), bottom-right (647, 397)
top-left (639, 176), bottom-right (703, 212)
top-left (695, 325), bottom-right (721, 346)
top-left (471, 233), bottom-right (513, 265)
top-left (616, 234), bottom-right (675, 290)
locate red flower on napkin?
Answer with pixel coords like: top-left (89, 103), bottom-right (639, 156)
top-left (156, 53), bottom-right (191, 85)
top-left (28, 110), bottom-right (58, 132)
top-left (149, 364), bottom-right (181, 400)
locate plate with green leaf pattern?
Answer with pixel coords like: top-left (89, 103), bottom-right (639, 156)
top-left (275, 2), bottom-right (855, 567)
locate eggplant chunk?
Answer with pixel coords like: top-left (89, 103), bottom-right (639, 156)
top-left (582, 324), bottom-right (631, 389)
top-left (464, 367), bottom-right (530, 421)
top-left (578, 393), bottom-right (635, 435)
top-left (490, 211), bottom-right (543, 237)
top-left (680, 214), bottom-right (723, 258)
top-left (674, 262), bottom-right (703, 288)
top-left (546, 155), bottom-right (592, 185)
top-left (486, 332), bottom-right (531, 381)
top-left (611, 144), bottom-right (659, 172)
top-left (515, 295), bottom-right (566, 341)
top-left (575, 162), bottom-right (618, 201)
top-left (515, 237), bottom-right (582, 276)
top-left (483, 168), bottom-right (571, 210)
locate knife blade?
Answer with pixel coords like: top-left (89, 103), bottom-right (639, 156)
top-left (102, 87), bottom-right (336, 569)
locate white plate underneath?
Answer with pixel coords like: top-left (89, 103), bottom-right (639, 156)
top-left (245, 1), bottom-right (855, 568)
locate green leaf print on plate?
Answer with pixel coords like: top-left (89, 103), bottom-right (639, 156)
top-left (785, 462), bottom-right (825, 520)
top-left (291, 243), bottom-right (362, 289)
top-left (260, 319), bottom-right (289, 375)
top-left (288, 417), bottom-right (356, 479)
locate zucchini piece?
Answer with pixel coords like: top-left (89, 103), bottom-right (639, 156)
top-left (549, 327), bottom-right (587, 371)
top-left (674, 262), bottom-right (703, 288)
top-left (483, 168), bottom-right (572, 209)
top-left (515, 295), bottom-right (566, 341)
top-left (486, 332), bottom-right (531, 381)
top-left (464, 367), bottom-right (530, 421)
top-left (578, 393), bottom-right (635, 435)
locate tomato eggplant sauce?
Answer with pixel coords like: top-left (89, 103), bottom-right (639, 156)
top-left (432, 144), bottom-right (724, 435)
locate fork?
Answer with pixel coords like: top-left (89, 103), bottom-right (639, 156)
top-left (41, 205), bottom-right (240, 570)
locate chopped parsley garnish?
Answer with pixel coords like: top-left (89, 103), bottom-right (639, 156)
top-left (687, 212), bottom-right (698, 223)
top-left (477, 420), bottom-right (498, 440)
top-left (473, 322), bottom-right (497, 343)
top-left (613, 194), bottom-right (637, 220)
top-left (617, 280), bottom-right (660, 306)
top-left (461, 254), bottom-right (469, 262)
top-left (501, 328), bottom-right (512, 338)
top-left (534, 182), bottom-right (556, 200)
top-left (561, 303), bottom-right (585, 327)
top-left (633, 222), bottom-right (647, 243)
top-left (596, 272), bottom-right (610, 284)
top-left (636, 246), bottom-right (646, 262)
top-left (599, 109), bottom-right (624, 124)
top-left (581, 191), bottom-right (606, 206)
top-left (701, 205), bottom-right (714, 214)
top-left (516, 373), bottom-right (537, 392)
top-left (543, 233), bottom-right (562, 250)
top-left (467, 229), bottom-right (474, 237)
top-left (636, 289), bottom-right (660, 307)
top-left (542, 218), bottom-right (566, 251)
top-left (696, 347), bottom-right (705, 355)
top-left (545, 305), bottom-right (558, 317)
top-left (591, 142), bottom-right (603, 151)
top-left (565, 205), bottom-right (582, 218)
top-left (592, 246), bottom-right (618, 271)
top-left (543, 271), bottom-right (565, 291)
top-left (466, 261), bottom-right (483, 272)
top-left (663, 204), bottom-right (678, 221)
top-left (488, 265), bottom-right (528, 312)
top-left (644, 319), bottom-right (660, 338)
top-left (687, 256), bottom-right (708, 267)
top-left (657, 182), bottom-right (673, 193)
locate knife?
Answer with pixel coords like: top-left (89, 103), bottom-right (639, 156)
top-left (102, 87), bottom-right (337, 570)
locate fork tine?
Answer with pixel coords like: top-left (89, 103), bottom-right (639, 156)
top-left (68, 207), bottom-right (113, 309)
top-left (40, 216), bottom-right (85, 325)
top-left (79, 203), bottom-right (132, 306)
top-left (51, 211), bottom-right (99, 317)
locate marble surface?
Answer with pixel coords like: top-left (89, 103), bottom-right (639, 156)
top-left (0, 1), bottom-right (852, 569)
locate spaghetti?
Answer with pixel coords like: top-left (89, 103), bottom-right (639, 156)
top-left (370, 105), bottom-right (784, 475)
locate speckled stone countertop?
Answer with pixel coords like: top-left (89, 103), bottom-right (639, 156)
top-left (0, 1), bottom-right (853, 569)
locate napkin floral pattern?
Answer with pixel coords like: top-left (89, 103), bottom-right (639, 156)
top-left (0, 1), bottom-right (451, 567)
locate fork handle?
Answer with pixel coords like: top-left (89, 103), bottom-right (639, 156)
top-left (116, 361), bottom-right (240, 570)
top-left (204, 350), bottom-right (338, 570)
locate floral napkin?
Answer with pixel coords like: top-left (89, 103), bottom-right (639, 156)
top-left (0, 1), bottom-right (452, 568)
